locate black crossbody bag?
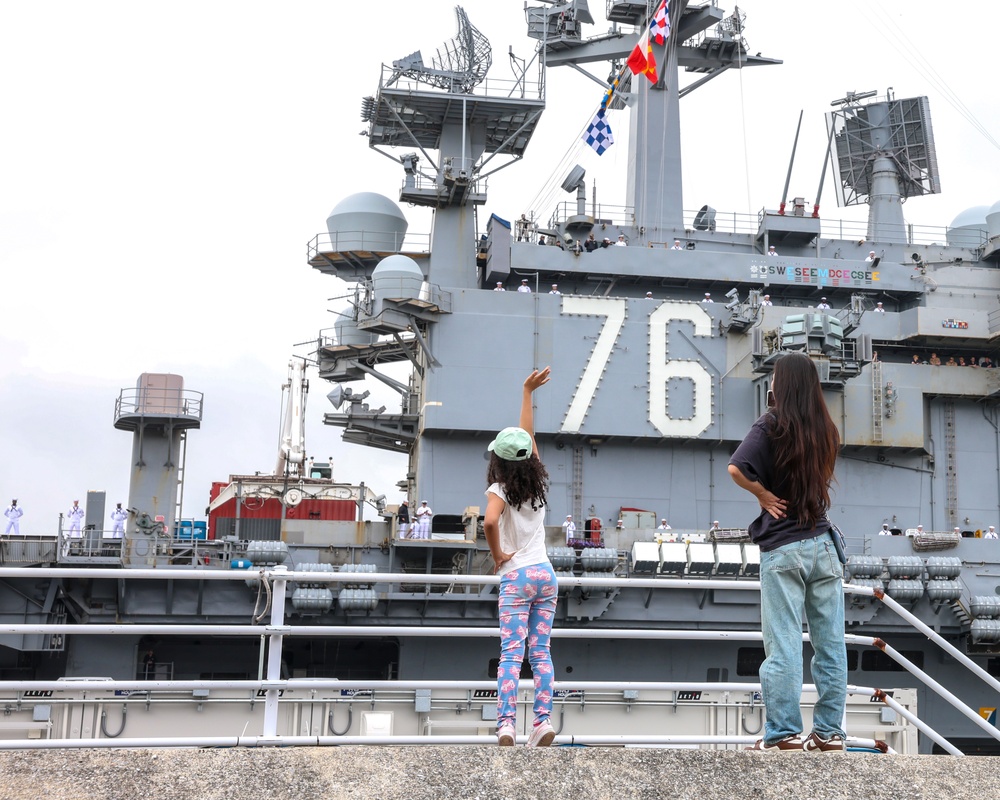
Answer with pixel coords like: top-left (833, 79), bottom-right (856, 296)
top-left (829, 523), bottom-right (847, 565)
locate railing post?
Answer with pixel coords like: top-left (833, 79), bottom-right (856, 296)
top-left (261, 566), bottom-right (288, 737)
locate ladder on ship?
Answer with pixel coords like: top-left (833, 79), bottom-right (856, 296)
top-left (174, 430), bottom-right (188, 533)
top-left (944, 402), bottom-right (958, 527)
top-left (572, 445), bottom-right (584, 527)
top-left (872, 359), bottom-right (884, 443)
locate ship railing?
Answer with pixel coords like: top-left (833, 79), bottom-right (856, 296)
top-left (377, 64), bottom-right (544, 102)
top-left (0, 535), bottom-right (60, 564)
top-left (0, 567), bottom-right (996, 752)
top-left (757, 209), bottom-right (988, 249)
top-left (545, 201), bottom-right (986, 249)
top-left (114, 387), bottom-right (203, 423)
top-left (54, 529), bottom-right (248, 566)
top-left (307, 230), bottom-right (431, 259)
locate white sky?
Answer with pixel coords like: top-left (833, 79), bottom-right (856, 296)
top-left (2, 1), bottom-right (998, 531)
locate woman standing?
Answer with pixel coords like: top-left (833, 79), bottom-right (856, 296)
top-left (484, 368), bottom-right (558, 747)
top-left (727, 353), bottom-right (847, 753)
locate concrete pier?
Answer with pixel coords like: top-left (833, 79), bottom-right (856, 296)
top-left (2, 747), bottom-right (998, 800)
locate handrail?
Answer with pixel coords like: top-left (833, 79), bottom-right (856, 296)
top-left (0, 566), bottom-right (989, 753)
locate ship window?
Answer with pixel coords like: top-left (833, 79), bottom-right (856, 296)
top-left (488, 658), bottom-right (533, 679)
top-left (736, 647), bottom-right (766, 676)
top-left (846, 649), bottom-right (859, 671)
top-left (860, 650), bottom-right (924, 672)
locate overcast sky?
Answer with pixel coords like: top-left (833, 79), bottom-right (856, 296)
top-left (2, 1), bottom-right (998, 532)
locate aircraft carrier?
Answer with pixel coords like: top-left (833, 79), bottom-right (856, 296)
top-left (1, 1), bottom-right (999, 754)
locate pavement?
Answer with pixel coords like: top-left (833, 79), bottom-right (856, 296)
top-left (2, 746), bottom-right (999, 800)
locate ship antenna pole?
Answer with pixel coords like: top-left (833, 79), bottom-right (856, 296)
top-left (778, 110), bottom-right (803, 216)
top-left (812, 119), bottom-right (838, 218)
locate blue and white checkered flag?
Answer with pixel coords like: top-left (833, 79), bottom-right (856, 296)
top-left (582, 109), bottom-right (614, 156)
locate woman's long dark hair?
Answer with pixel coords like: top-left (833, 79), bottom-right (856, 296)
top-left (770, 353), bottom-right (840, 528)
top-left (487, 453), bottom-right (549, 511)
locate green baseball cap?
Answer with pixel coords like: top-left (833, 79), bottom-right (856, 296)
top-left (487, 427), bottom-right (533, 461)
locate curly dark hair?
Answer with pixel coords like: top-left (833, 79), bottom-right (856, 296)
top-left (486, 453), bottom-right (549, 511)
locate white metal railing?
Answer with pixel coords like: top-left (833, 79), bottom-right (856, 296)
top-left (543, 202), bottom-right (985, 249)
top-left (0, 566), bottom-right (991, 752)
top-left (308, 230), bottom-right (432, 259)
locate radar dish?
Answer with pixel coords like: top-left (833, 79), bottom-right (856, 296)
top-left (560, 165), bottom-right (586, 193)
top-left (390, 6), bottom-right (492, 94)
top-left (827, 95), bottom-right (941, 208)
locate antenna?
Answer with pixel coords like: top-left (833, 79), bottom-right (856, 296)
top-left (826, 93), bottom-right (941, 207)
top-left (390, 6), bottom-right (492, 93)
top-left (778, 110), bottom-right (803, 216)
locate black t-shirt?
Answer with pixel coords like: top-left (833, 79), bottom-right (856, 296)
top-left (728, 413), bottom-right (829, 552)
top-left (398, 504), bottom-right (409, 523)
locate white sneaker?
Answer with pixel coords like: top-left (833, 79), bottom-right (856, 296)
top-left (525, 721), bottom-right (555, 747)
top-left (497, 724), bottom-right (515, 746)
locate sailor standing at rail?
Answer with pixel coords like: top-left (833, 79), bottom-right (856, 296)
top-left (816, 297), bottom-right (831, 310)
top-left (4, 500), bottom-right (23, 535)
top-left (67, 500), bottom-right (85, 538)
top-left (110, 503), bottom-right (128, 538)
top-left (878, 523), bottom-right (891, 536)
top-left (985, 526), bottom-right (998, 539)
top-left (562, 515), bottom-right (576, 543)
top-left (517, 279), bottom-right (532, 293)
top-left (414, 500), bottom-right (432, 539)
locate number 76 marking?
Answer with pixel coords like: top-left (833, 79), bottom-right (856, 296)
top-left (559, 297), bottom-right (713, 437)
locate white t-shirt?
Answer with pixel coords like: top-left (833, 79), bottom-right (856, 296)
top-left (486, 482), bottom-right (549, 573)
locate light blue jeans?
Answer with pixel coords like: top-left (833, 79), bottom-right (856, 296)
top-left (759, 532), bottom-right (847, 743)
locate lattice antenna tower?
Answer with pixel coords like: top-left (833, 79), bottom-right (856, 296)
top-left (390, 6), bottom-right (492, 94)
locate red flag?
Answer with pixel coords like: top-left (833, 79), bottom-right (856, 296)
top-left (626, 27), bottom-right (657, 84)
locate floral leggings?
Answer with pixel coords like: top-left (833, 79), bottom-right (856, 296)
top-left (496, 563), bottom-right (558, 729)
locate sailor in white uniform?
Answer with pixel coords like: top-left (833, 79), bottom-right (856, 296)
top-left (67, 500), bottom-right (85, 538)
top-left (562, 515), bottom-right (576, 543)
top-left (816, 297), bottom-right (831, 310)
top-left (767, 245), bottom-right (778, 256)
top-left (701, 293), bottom-right (713, 304)
top-left (865, 250), bottom-right (877, 262)
top-left (414, 501), bottom-right (433, 539)
top-left (761, 294), bottom-right (772, 306)
top-left (986, 526), bottom-right (998, 539)
top-left (549, 284), bottom-right (561, 295)
top-left (657, 519), bottom-right (671, 531)
top-left (517, 279), bottom-right (532, 293)
top-left (4, 500), bottom-right (23, 535)
top-left (494, 282), bottom-right (506, 291)
top-left (873, 302), bottom-right (885, 313)
top-left (878, 523), bottom-right (891, 536)
top-left (110, 503), bottom-right (128, 538)
top-left (671, 240), bottom-right (683, 250)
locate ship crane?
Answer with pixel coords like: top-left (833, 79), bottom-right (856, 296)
top-left (275, 358), bottom-right (309, 479)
